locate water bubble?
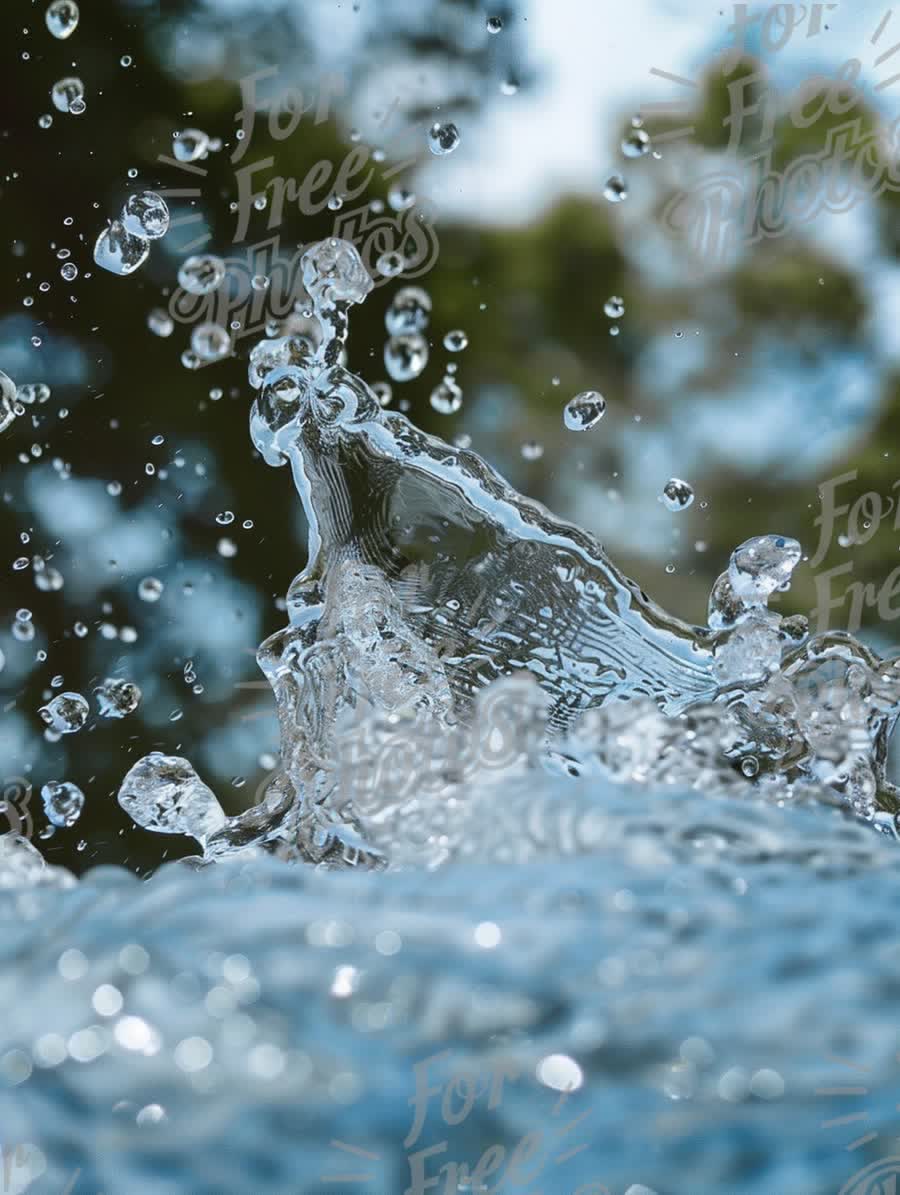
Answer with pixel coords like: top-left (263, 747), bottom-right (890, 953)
top-left (486, 14), bottom-right (503, 33)
top-left (564, 390), bottom-right (607, 432)
top-left (443, 329), bottom-right (468, 352)
top-left (191, 322), bottom-right (232, 363)
top-left (603, 174), bottom-right (628, 203)
top-left (137, 576), bottom-right (164, 602)
top-left (39, 692), bottom-right (89, 734)
top-left (429, 379), bottom-right (463, 415)
top-left (121, 191), bottom-right (170, 240)
top-left (60, 262), bottom-right (78, 282)
top-left (94, 677), bottom-right (141, 718)
top-left (147, 308), bottom-right (174, 337)
top-left (428, 121), bottom-right (461, 156)
top-left (120, 55), bottom-right (132, 67)
top-left (521, 440), bottom-right (544, 460)
top-left (178, 254), bottom-right (226, 295)
top-left (41, 781), bottom-right (84, 828)
top-left (387, 184), bottom-right (416, 212)
top-left (384, 333), bottom-right (429, 382)
top-left (604, 296), bottom-right (625, 319)
top-left (51, 77), bottom-right (85, 114)
top-left (172, 128), bottom-right (209, 164)
top-left (38, 114), bottom-right (53, 130)
top-left (661, 478), bottom-right (694, 512)
top-left (45, 1), bottom-right (79, 40)
top-left (93, 221), bottom-right (150, 276)
top-left (622, 128), bottom-right (652, 158)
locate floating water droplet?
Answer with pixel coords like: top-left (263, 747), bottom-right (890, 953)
top-left (500, 76), bottom-right (519, 96)
top-left (93, 221), bottom-right (150, 277)
top-left (428, 121), bottom-right (460, 156)
top-left (376, 251), bottom-right (405, 278)
top-left (372, 381), bottom-right (392, 407)
top-left (117, 752), bottom-right (226, 845)
top-left (41, 781), bottom-right (84, 828)
top-left (251, 274), bottom-right (269, 292)
top-left (120, 55), bottom-right (132, 67)
top-left (38, 114), bottom-right (53, 130)
top-left (661, 478), bottom-right (694, 512)
top-left (387, 184), bottom-right (416, 212)
top-left (217, 537), bottom-right (237, 558)
top-left (604, 296), bottom-right (625, 319)
top-left (564, 390), bottom-right (607, 432)
top-left (147, 308), bottom-right (174, 337)
top-left (172, 128), bottom-right (209, 164)
top-left (521, 440), bottom-right (544, 460)
top-left (178, 254), bottom-right (226, 295)
top-left (430, 379), bottom-right (463, 415)
top-left (216, 511), bottom-right (235, 525)
top-left (191, 322), bottom-right (232, 362)
top-left (0, 371), bottom-right (17, 433)
top-left (137, 576), bottom-right (163, 602)
top-left (60, 262), bottom-right (78, 281)
top-left (385, 286), bottom-right (431, 335)
top-left (327, 193), bottom-right (343, 211)
top-left (121, 191), bottom-right (170, 240)
top-left (94, 677), bottom-right (141, 718)
top-left (39, 691), bottom-right (89, 734)
top-left (45, 0), bottom-right (79, 40)
top-left (486, 14), bottom-right (503, 33)
top-left (51, 77), bottom-right (85, 114)
top-left (34, 566), bottom-right (64, 591)
top-left (603, 174), bottom-right (628, 203)
top-left (622, 128), bottom-right (651, 158)
top-left (384, 334), bottom-right (428, 382)
top-left (443, 329), bottom-right (468, 352)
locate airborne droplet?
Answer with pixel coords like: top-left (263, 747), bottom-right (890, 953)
top-left (428, 121), bottom-right (461, 156)
top-left (603, 174), bottom-right (628, 203)
top-left (51, 77), bottom-right (85, 114)
top-left (121, 191), bottom-right (170, 240)
top-left (385, 334), bottom-right (429, 382)
top-left (45, 0), bottom-right (79, 40)
top-left (564, 390), bottom-right (607, 432)
top-left (93, 222), bottom-right (150, 277)
top-left (661, 478), bottom-right (695, 512)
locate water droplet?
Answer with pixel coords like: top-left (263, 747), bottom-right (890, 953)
top-left (376, 251), bottom-right (405, 278)
top-left (428, 121), bottom-right (460, 156)
top-left (486, 14), bottom-right (503, 33)
top-left (384, 334), bottom-right (428, 382)
top-left (39, 692), bottom-right (89, 734)
top-left (251, 274), bottom-right (269, 292)
top-left (41, 781), bottom-right (84, 828)
top-left (51, 77), bottom-right (85, 114)
top-left (372, 381), bottom-right (392, 407)
top-left (387, 184), bottom-right (416, 212)
top-left (500, 77), bottom-right (519, 96)
top-left (120, 55), bottom-right (132, 67)
top-left (60, 262), bottom-right (78, 281)
top-left (521, 440), bottom-right (544, 460)
top-left (604, 296), bottom-right (625, 319)
top-left (327, 193), bottom-right (343, 211)
top-left (93, 221), bottom-right (150, 277)
top-left (191, 322), bottom-right (232, 362)
top-left (172, 128), bottom-right (209, 164)
top-left (385, 286), bottom-right (431, 335)
top-left (117, 752), bottom-right (226, 844)
top-left (94, 677), bottom-right (141, 718)
top-left (443, 329), bottom-right (468, 352)
top-left (0, 371), bottom-right (18, 433)
top-left (217, 537), bottom-right (237, 558)
top-left (137, 576), bottom-right (164, 602)
top-left (147, 308), bottom-right (174, 337)
top-left (216, 510), bottom-right (235, 526)
top-left (38, 114), bottom-right (53, 129)
top-left (622, 128), bottom-right (651, 158)
top-left (178, 254), bottom-right (226, 295)
top-left (661, 478), bottom-right (694, 512)
top-left (45, 0), bottom-right (79, 40)
top-left (121, 191), bottom-right (170, 240)
top-left (603, 174), bottom-right (628, 203)
top-left (564, 390), bottom-right (607, 432)
top-left (429, 379), bottom-right (463, 415)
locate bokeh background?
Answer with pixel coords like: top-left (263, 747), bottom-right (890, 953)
top-left (2, 0), bottom-right (900, 874)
